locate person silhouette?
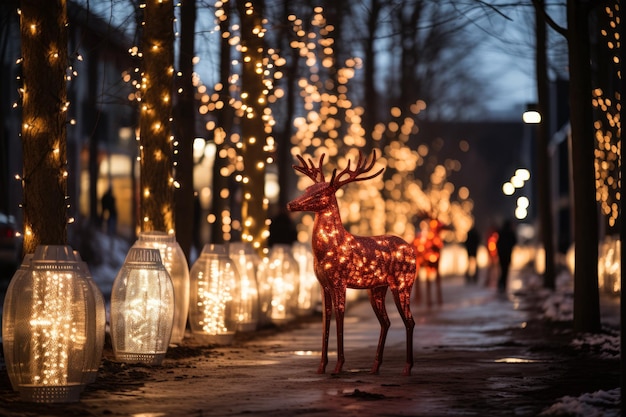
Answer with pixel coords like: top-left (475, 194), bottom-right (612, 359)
top-left (101, 186), bottom-right (117, 235)
top-left (496, 219), bottom-right (516, 293)
top-left (464, 226), bottom-right (480, 284)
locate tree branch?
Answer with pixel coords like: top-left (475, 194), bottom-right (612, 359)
top-left (532, 0), bottom-right (568, 38)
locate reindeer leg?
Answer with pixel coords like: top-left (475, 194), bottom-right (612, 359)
top-left (368, 286), bottom-right (390, 374)
top-left (392, 284), bottom-right (415, 376)
top-left (331, 287), bottom-right (347, 375)
top-left (318, 288), bottom-right (332, 374)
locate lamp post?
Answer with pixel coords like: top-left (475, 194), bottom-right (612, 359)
top-left (523, 102), bottom-right (556, 289)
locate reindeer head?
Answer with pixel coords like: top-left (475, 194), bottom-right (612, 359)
top-left (287, 151), bottom-right (384, 213)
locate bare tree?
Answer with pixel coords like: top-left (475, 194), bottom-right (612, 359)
top-left (174, 0), bottom-right (197, 260)
top-left (541, 0), bottom-right (600, 333)
top-left (532, 0), bottom-right (556, 290)
top-left (387, 0), bottom-right (487, 121)
top-left (362, 0), bottom-right (383, 152)
top-left (564, 0), bottom-right (600, 333)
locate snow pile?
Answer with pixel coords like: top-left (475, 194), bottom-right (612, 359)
top-left (80, 232), bottom-right (130, 300)
top-left (535, 267), bottom-right (620, 417)
top-left (539, 388), bottom-right (620, 417)
top-left (540, 290), bottom-right (574, 322)
top-left (571, 330), bottom-right (620, 360)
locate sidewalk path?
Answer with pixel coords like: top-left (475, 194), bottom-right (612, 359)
top-left (0, 273), bottom-right (620, 416)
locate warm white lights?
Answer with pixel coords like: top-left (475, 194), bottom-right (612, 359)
top-left (2, 246), bottom-right (100, 403)
top-left (189, 244), bottom-right (239, 344)
top-left (132, 232), bottom-right (190, 345)
top-left (110, 248), bottom-right (175, 365)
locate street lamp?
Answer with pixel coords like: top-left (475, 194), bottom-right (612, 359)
top-left (522, 103), bottom-right (541, 124)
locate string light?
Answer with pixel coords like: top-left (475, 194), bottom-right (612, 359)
top-left (16, 0), bottom-right (84, 249)
top-left (289, 8), bottom-right (473, 244)
top-left (593, 2), bottom-right (621, 229)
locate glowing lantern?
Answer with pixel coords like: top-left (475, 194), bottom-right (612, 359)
top-left (110, 247), bottom-right (174, 365)
top-left (228, 242), bottom-right (260, 331)
top-left (265, 244), bottom-right (299, 324)
top-left (291, 242), bottom-right (319, 315)
top-left (74, 252), bottom-right (106, 384)
top-left (189, 244), bottom-right (239, 344)
top-left (4, 254), bottom-right (33, 392)
top-left (2, 245), bottom-right (97, 403)
top-left (132, 231), bottom-right (189, 345)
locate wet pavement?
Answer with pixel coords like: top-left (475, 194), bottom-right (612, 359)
top-left (0, 273), bottom-right (620, 416)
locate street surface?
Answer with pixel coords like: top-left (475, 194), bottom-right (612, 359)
top-left (0, 273), bottom-right (620, 416)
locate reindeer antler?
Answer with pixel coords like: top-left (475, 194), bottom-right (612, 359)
top-left (330, 150), bottom-right (384, 189)
top-left (293, 153), bottom-right (327, 183)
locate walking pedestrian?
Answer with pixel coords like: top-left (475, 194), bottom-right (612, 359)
top-left (100, 186), bottom-right (117, 235)
top-left (464, 226), bottom-right (480, 284)
top-left (496, 219), bottom-right (516, 293)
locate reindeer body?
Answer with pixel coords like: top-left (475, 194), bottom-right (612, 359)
top-left (287, 152), bottom-right (416, 376)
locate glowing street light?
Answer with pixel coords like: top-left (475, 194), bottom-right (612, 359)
top-left (522, 104), bottom-right (541, 124)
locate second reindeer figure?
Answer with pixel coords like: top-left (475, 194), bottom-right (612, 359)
top-left (287, 151), bottom-right (417, 376)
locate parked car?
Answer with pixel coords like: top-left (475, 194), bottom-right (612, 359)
top-left (0, 212), bottom-right (23, 271)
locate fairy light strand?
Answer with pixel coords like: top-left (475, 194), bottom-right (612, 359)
top-left (137, 0), bottom-right (176, 234)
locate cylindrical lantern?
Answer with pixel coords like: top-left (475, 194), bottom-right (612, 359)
top-left (74, 251), bottom-right (106, 384)
top-left (4, 254), bottom-right (33, 392)
top-left (228, 243), bottom-right (260, 332)
top-left (2, 245), bottom-right (97, 403)
top-left (265, 244), bottom-right (299, 324)
top-left (132, 231), bottom-right (189, 345)
top-left (189, 244), bottom-right (239, 344)
top-left (110, 247), bottom-right (174, 365)
top-left (291, 242), bottom-right (319, 315)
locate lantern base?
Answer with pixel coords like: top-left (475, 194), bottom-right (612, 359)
top-left (192, 332), bottom-right (235, 345)
top-left (236, 322), bottom-right (257, 332)
top-left (115, 352), bottom-right (166, 366)
top-left (19, 384), bottom-right (84, 403)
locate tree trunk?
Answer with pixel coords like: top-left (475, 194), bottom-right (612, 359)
top-left (237, 0), bottom-right (268, 254)
top-left (86, 48), bottom-right (100, 226)
top-left (210, 0), bottom-right (233, 244)
top-left (363, 0), bottom-right (382, 153)
top-left (139, 0), bottom-right (175, 233)
top-left (276, 0), bottom-right (297, 210)
top-left (533, 0), bottom-right (556, 290)
top-left (20, 0), bottom-right (69, 253)
top-left (174, 0), bottom-right (196, 260)
top-left (567, 0), bottom-right (600, 333)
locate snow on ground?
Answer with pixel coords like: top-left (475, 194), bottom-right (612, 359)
top-left (86, 232), bottom-right (130, 300)
top-left (535, 267), bottom-right (621, 416)
top-left (539, 388), bottom-right (621, 417)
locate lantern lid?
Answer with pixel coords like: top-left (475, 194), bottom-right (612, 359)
top-left (138, 231), bottom-right (175, 242)
top-left (32, 245), bottom-right (77, 262)
top-left (200, 243), bottom-right (227, 256)
top-left (124, 247), bottom-right (163, 265)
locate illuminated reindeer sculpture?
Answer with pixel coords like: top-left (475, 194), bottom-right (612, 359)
top-left (287, 151), bottom-right (417, 376)
top-left (413, 218), bottom-right (446, 307)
